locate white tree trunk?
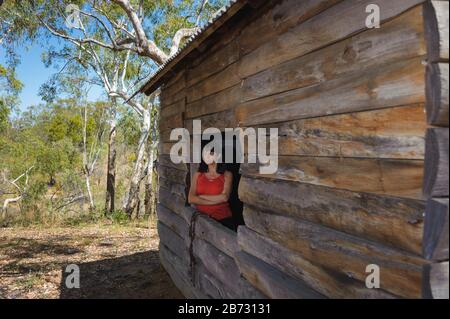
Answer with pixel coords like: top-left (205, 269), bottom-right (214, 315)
top-left (122, 108), bottom-right (151, 216)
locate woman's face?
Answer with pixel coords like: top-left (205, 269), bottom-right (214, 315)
top-left (202, 149), bottom-right (220, 165)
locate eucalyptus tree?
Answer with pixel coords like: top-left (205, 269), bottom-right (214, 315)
top-left (0, 0), bottom-right (227, 217)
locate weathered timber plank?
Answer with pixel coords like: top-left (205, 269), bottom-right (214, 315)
top-left (423, 198), bottom-right (449, 261)
top-left (160, 99), bottom-right (185, 119)
top-left (423, 0), bottom-right (449, 63)
top-left (239, 0), bottom-right (343, 56)
top-left (237, 226), bottom-right (397, 299)
top-left (195, 215), bottom-right (239, 258)
top-left (238, 176), bottom-right (425, 255)
top-left (159, 178), bottom-right (187, 201)
top-left (186, 84), bottom-right (241, 119)
top-left (423, 128), bottom-right (449, 197)
top-left (195, 262), bottom-right (237, 299)
top-left (236, 56), bottom-right (425, 126)
top-left (185, 109), bottom-right (237, 132)
top-left (193, 238), bottom-right (265, 299)
top-left (242, 6), bottom-right (426, 102)
top-left (157, 204), bottom-right (190, 242)
top-left (238, 0), bottom-right (426, 78)
top-left (241, 156), bottom-right (424, 200)
top-left (186, 39), bottom-right (240, 88)
top-left (159, 113), bottom-right (183, 132)
top-left (186, 63), bottom-right (241, 103)
top-left (422, 261), bottom-right (449, 299)
top-left (158, 187), bottom-right (188, 220)
top-left (235, 251), bottom-right (324, 299)
top-left (243, 207), bottom-right (426, 299)
top-left (257, 104), bottom-right (426, 159)
top-left (158, 222), bottom-right (189, 261)
top-left (159, 154), bottom-right (188, 172)
top-left (159, 243), bottom-right (207, 299)
top-left (426, 63), bottom-right (449, 126)
top-left (158, 165), bottom-right (187, 186)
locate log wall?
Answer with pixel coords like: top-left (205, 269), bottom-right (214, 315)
top-left (156, 0), bottom-right (448, 299)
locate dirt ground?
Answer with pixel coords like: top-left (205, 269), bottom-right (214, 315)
top-left (0, 222), bottom-right (184, 299)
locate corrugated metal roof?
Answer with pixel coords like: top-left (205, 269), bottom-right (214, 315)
top-left (136, 0), bottom-right (248, 97)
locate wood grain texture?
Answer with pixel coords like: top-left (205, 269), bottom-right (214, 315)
top-left (157, 204), bottom-right (190, 241)
top-left (242, 6), bottom-right (426, 102)
top-left (235, 251), bottom-right (324, 299)
top-left (257, 104), bottom-right (426, 159)
top-left (242, 156), bottom-right (424, 199)
top-left (426, 63), bottom-right (449, 126)
top-left (422, 261), bottom-right (449, 299)
top-left (238, 176), bottom-right (425, 255)
top-left (158, 221), bottom-right (189, 261)
top-left (423, 198), bottom-right (449, 261)
top-left (423, 0), bottom-right (449, 63)
top-left (185, 109), bottom-right (237, 132)
top-left (160, 99), bottom-right (185, 119)
top-left (195, 215), bottom-right (239, 258)
top-left (236, 57), bottom-right (425, 126)
top-left (159, 243), bottom-right (208, 299)
top-left (193, 238), bottom-right (266, 299)
top-left (186, 39), bottom-right (240, 88)
top-left (186, 62), bottom-right (241, 103)
top-left (159, 112), bottom-right (183, 132)
top-left (239, 0), bottom-right (343, 56)
top-left (237, 226), bottom-right (397, 298)
top-left (238, 0), bottom-right (426, 78)
top-left (186, 84), bottom-right (241, 119)
top-left (159, 154), bottom-right (188, 172)
top-left (243, 206), bottom-right (426, 298)
top-left (159, 178), bottom-right (187, 201)
top-left (158, 187), bottom-right (188, 220)
top-left (423, 128), bottom-right (449, 197)
top-left (158, 165), bottom-right (188, 186)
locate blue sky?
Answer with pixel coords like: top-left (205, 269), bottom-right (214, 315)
top-left (0, 38), bottom-right (104, 112)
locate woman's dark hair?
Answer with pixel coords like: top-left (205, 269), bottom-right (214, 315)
top-left (198, 161), bottom-right (228, 174)
top-left (198, 145), bottom-right (228, 174)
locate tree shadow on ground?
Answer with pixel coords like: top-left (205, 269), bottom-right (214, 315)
top-left (59, 250), bottom-right (184, 299)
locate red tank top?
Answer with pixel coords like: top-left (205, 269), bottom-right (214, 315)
top-left (195, 173), bottom-right (232, 221)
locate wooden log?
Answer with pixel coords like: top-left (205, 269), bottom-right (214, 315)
top-left (235, 251), bottom-right (324, 299)
top-left (423, 0), bottom-right (449, 63)
top-left (193, 238), bottom-right (266, 299)
top-left (243, 206), bottom-right (426, 299)
top-left (186, 62), bottom-right (241, 103)
top-left (158, 187), bottom-right (188, 220)
top-left (195, 215), bottom-right (239, 258)
top-left (237, 226), bottom-right (397, 299)
top-left (159, 243), bottom-right (207, 299)
top-left (159, 112), bottom-right (183, 132)
top-left (426, 63), bottom-right (449, 126)
top-left (424, 128), bottom-right (449, 197)
top-left (423, 198), bottom-right (449, 261)
top-left (241, 156), bottom-right (424, 200)
top-left (238, 176), bottom-right (425, 255)
top-left (159, 178), bottom-right (187, 201)
top-left (159, 154), bottom-right (188, 172)
top-left (242, 6), bottom-right (426, 102)
top-left (186, 84), bottom-right (241, 119)
top-left (257, 104), bottom-right (426, 159)
top-left (186, 39), bottom-right (240, 88)
top-left (238, 0), bottom-right (426, 78)
top-left (158, 165), bottom-right (188, 186)
top-left (160, 99), bottom-right (185, 119)
top-left (239, 0), bottom-right (342, 56)
top-left (157, 204), bottom-right (190, 242)
top-left (158, 222), bottom-right (189, 261)
top-left (422, 261), bottom-right (449, 299)
top-left (195, 262), bottom-right (237, 299)
top-left (236, 57), bottom-right (425, 126)
top-left (185, 109), bottom-right (237, 132)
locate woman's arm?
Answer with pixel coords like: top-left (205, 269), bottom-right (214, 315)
top-left (188, 172), bottom-right (218, 206)
top-left (198, 171), bottom-right (233, 204)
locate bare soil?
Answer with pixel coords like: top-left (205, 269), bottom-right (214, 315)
top-left (0, 222), bottom-right (184, 299)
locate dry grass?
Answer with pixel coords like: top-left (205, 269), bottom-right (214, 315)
top-left (0, 220), bottom-right (183, 299)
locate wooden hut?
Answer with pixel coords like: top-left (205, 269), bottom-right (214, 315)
top-left (137, 0), bottom-right (449, 299)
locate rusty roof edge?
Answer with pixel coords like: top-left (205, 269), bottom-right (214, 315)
top-left (133, 0), bottom-right (248, 98)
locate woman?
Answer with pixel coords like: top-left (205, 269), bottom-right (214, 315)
top-left (188, 148), bottom-right (236, 231)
